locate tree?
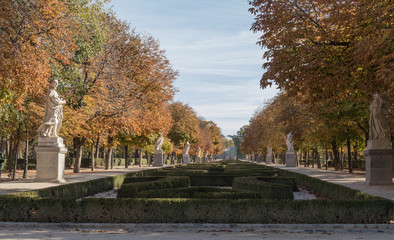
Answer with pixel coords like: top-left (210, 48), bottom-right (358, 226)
top-left (249, 0), bottom-right (393, 104)
top-left (0, 0), bottom-right (77, 176)
top-left (0, 0), bottom-right (75, 107)
top-left (229, 125), bottom-right (248, 159)
top-left (167, 102), bottom-right (200, 156)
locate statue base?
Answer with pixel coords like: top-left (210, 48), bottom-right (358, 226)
top-left (285, 151), bottom-right (297, 167)
top-left (366, 138), bottom-right (392, 150)
top-left (364, 149), bottom-right (393, 185)
top-left (256, 154), bottom-right (262, 163)
top-left (266, 154), bottom-right (272, 164)
top-left (153, 152), bottom-right (163, 167)
top-left (183, 154), bottom-right (190, 164)
top-left (35, 137), bottom-right (67, 183)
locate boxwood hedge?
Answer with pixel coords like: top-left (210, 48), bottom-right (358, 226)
top-left (117, 176), bottom-right (190, 198)
top-left (0, 160), bottom-right (392, 223)
top-left (232, 177), bottom-right (294, 200)
top-left (0, 197), bottom-right (392, 223)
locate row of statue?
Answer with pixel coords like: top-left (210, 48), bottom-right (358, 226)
top-left (38, 80), bottom-right (391, 152)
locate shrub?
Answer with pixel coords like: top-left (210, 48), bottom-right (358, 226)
top-left (117, 176), bottom-right (190, 198)
top-left (256, 176), bottom-right (298, 191)
top-left (272, 167), bottom-right (382, 200)
top-left (123, 176), bottom-right (165, 185)
top-left (233, 177), bottom-right (294, 200)
top-left (2, 197), bottom-right (391, 223)
top-left (12, 174), bottom-right (126, 199)
top-left (134, 187), bottom-right (267, 199)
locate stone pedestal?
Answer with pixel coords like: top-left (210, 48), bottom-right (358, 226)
top-left (183, 154), bottom-right (190, 164)
top-left (285, 151), bottom-right (296, 167)
top-left (364, 149), bottom-right (393, 185)
top-left (35, 137), bottom-right (67, 183)
top-left (153, 152), bottom-right (163, 167)
top-left (256, 153), bottom-right (262, 163)
top-left (266, 154), bottom-right (272, 164)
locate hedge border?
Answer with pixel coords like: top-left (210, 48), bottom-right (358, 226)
top-left (0, 197), bottom-right (392, 223)
top-left (0, 160), bottom-right (392, 223)
top-left (233, 177), bottom-right (294, 200)
top-left (117, 176), bottom-right (190, 198)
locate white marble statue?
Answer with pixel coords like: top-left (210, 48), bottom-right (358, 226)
top-left (197, 147), bottom-right (201, 157)
top-left (154, 134), bottom-right (164, 154)
top-left (184, 141), bottom-right (190, 155)
top-left (369, 94), bottom-right (390, 140)
top-left (267, 147), bottom-right (272, 155)
top-left (37, 80), bottom-right (66, 138)
top-left (286, 133), bottom-right (294, 152)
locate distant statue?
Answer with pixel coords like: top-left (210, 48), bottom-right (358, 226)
top-left (369, 94), bottom-right (391, 140)
top-left (197, 147), bottom-right (201, 157)
top-left (286, 133), bottom-right (294, 152)
top-left (154, 134), bottom-right (164, 154)
top-left (37, 80), bottom-right (66, 138)
top-left (184, 141), bottom-right (190, 155)
top-left (267, 147), bottom-right (272, 155)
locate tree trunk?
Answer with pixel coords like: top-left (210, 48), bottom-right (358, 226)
top-left (311, 149), bottom-right (315, 168)
top-left (12, 122), bottom-right (22, 180)
top-left (124, 145), bottom-right (129, 168)
top-left (340, 146), bottom-right (343, 170)
top-left (111, 149), bottom-right (114, 169)
top-left (352, 144), bottom-right (357, 172)
top-left (95, 135), bottom-right (100, 159)
top-left (23, 133), bottom-right (29, 178)
top-left (325, 148), bottom-right (328, 170)
top-left (346, 138), bottom-right (352, 173)
top-left (105, 148), bottom-right (113, 170)
top-left (90, 139), bottom-right (95, 171)
top-left (105, 135), bottom-right (114, 170)
top-left (332, 141), bottom-right (340, 171)
top-left (303, 151), bottom-right (306, 167)
top-left (145, 151), bottom-right (148, 166)
top-left (139, 148), bottom-right (143, 167)
top-left (315, 148), bottom-right (321, 169)
top-left (6, 137), bottom-right (14, 171)
top-left (73, 136), bottom-right (86, 173)
top-left (306, 151), bottom-right (309, 167)
top-left (171, 152), bottom-right (175, 165)
top-left (299, 151), bottom-right (302, 167)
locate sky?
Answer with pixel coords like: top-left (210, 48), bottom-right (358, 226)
top-left (110, 0), bottom-right (279, 136)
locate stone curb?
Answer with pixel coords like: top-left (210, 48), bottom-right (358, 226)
top-left (0, 222), bottom-right (393, 234)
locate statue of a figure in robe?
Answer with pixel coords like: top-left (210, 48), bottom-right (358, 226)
top-left (154, 134), bottom-right (164, 154)
top-left (184, 141), bottom-right (190, 155)
top-left (37, 80), bottom-right (66, 138)
top-left (369, 94), bottom-right (391, 140)
top-left (286, 133), bottom-right (294, 152)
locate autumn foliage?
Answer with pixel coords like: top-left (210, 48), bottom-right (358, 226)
top-left (0, 0), bottom-right (225, 174)
top-left (241, 0), bottom-right (393, 171)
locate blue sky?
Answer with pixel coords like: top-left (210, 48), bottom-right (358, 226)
top-left (110, 0), bottom-right (279, 136)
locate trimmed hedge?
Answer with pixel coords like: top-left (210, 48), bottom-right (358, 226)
top-left (117, 176), bottom-right (190, 198)
top-left (270, 166), bottom-right (381, 200)
top-left (123, 176), bottom-right (165, 185)
top-left (233, 177), bottom-right (294, 200)
top-left (11, 174), bottom-right (127, 199)
top-left (0, 197), bottom-right (392, 223)
top-left (256, 176), bottom-right (298, 191)
top-left (150, 169), bottom-right (209, 176)
top-left (1, 160), bottom-right (393, 224)
top-left (150, 171), bottom-right (278, 186)
top-left (134, 187), bottom-right (267, 199)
